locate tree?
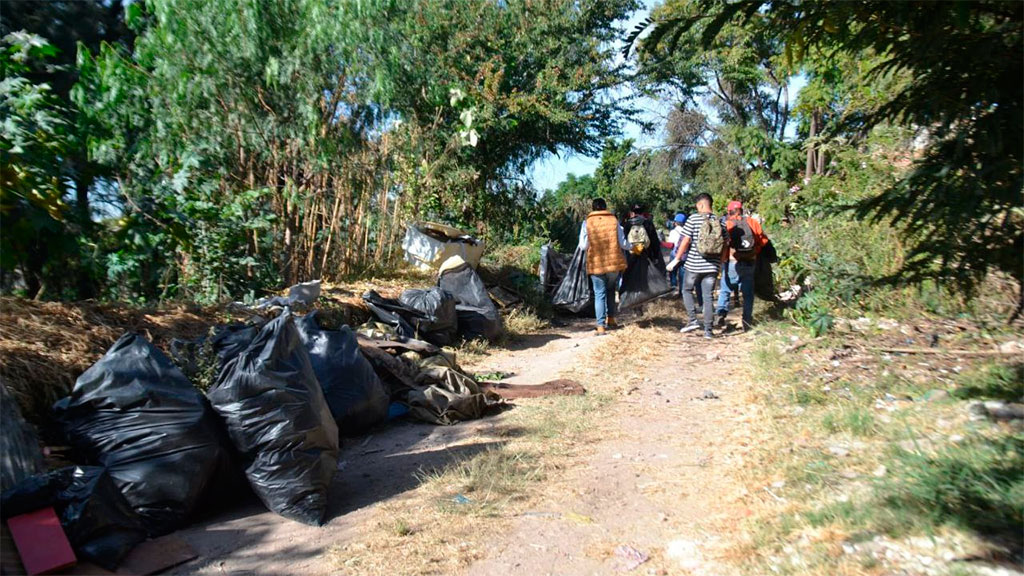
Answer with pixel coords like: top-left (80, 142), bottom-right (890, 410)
top-left (637, 0), bottom-right (1024, 305)
top-left (1, 1), bottom-right (133, 297)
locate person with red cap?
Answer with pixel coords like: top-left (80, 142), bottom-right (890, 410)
top-left (716, 200), bottom-right (768, 331)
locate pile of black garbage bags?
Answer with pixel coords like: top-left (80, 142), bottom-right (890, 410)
top-left (362, 256), bottom-right (503, 343)
top-left (0, 261), bottom-right (505, 571)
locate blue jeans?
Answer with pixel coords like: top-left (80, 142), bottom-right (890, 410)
top-left (590, 272), bottom-right (620, 328)
top-left (716, 260), bottom-right (755, 325)
top-left (668, 265), bottom-right (683, 292)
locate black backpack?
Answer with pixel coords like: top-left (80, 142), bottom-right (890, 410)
top-left (730, 218), bottom-right (757, 261)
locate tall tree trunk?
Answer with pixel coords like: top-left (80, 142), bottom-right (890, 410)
top-left (805, 109), bottom-right (818, 181)
top-left (75, 170), bottom-right (95, 299)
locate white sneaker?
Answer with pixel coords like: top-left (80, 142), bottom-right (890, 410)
top-left (680, 320), bottom-right (701, 333)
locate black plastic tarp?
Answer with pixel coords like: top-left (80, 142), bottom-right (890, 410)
top-left (208, 313), bottom-right (339, 526)
top-left (538, 244), bottom-right (569, 296)
top-left (1, 466), bottom-right (147, 570)
top-left (618, 252), bottom-right (672, 311)
top-left (551, 247), bottom-right (594, 314)
top-left (295, 312), bottom-right (389, 436)
top-left (398, 288), bottom-right (458, 345)
top-left (437, 259), bottom-right (503, 341)
top-left (52, 333), bottom-right (236, 537)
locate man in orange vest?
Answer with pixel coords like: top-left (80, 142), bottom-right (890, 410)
top-left (578, 198), bottom-right (630, 335)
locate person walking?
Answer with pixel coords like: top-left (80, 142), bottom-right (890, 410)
top-left (664, 213), bottom-right (687, 293)
top-left (667, 193), bottom-right (726, 339)
top-left (579, 198), bottom-right (629, 334)
top-left (715, 200), bottom-right (767, 331)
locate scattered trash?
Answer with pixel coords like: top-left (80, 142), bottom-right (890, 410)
top-left (208, 313), bottom-right (339, 526)
top-left (452, 494), bottom-right (472, 505)
top-left (252, 279), bottom-right (322, 310)
top-left (403, 222), bottom-right (485, 270)
top-left (564, 511), bottom-right (593, 524)
top-left (53, 333), bottom-right (237, 536)
top-left (613, 544), bottom-right (649, 571)
top-left (697, 390), bottom-right (720, 400)
top-left (480, 379), bottom-right (585, 399)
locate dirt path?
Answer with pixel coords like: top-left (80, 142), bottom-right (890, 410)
top-left (468, 316), bottom-right (758, 575)
top-left (169, 306), bottom-right (759, 575)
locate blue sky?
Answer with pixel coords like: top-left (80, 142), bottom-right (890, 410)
top-left (529, 1), bottom-right (663, 193)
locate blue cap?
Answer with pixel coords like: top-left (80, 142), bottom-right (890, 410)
top-left (673, 213), bottom-right (687, 224)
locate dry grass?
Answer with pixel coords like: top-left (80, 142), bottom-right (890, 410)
top-left (326, 358), bottom-right (619, 575)
top-left (717, 319), bottom-right (1024, 575)
top-left (0, 297), bottom-right (230, 432)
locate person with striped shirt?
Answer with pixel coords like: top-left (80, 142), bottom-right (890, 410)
top-left (666, 193), bottom-right (727, 339)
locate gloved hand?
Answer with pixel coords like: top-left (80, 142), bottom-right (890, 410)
top-left (666, 259), bottom-right (679, 272)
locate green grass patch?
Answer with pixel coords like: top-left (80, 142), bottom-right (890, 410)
top-left (821, 406), bottom-right (876, 437)
top-left (952, 362), bottom-right (1024, 402)
top-left (881, 433), bottom-right (1024, 538)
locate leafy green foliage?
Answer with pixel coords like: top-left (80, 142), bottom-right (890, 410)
top-left (0, 33), bottom-right (80, 298)
top-left (641, 0), bottom-right (1024, 307)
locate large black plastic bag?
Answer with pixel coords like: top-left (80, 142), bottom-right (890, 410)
top-left (362, 290), bottom-right (423, 338)
top-left (208, 313), bottom-right (339, 526)
top-left (0, 384), bottom-right (45, 492)
top-left (1, 466), bottom-right (146, 570)
top-left (619, 253), bottom-right (672, 310)
top-left (538, 244), bottom-right (569, 296)
top-left (437, 257), bottom-right (503, 341)
top-left (398, 288), bottom-right (458, 345)
top-left (295, 312), bottom-right (389, 436)
top-left (551, 247), bottom-right (594, 314)
top-left (53, 333), bottom-right (235, 536)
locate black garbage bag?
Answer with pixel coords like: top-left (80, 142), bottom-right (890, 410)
top-left (755, 251), bottom-right (778, 301)
top-left (551, 247), bottom-right (594, 314)
top-left (53, 333), bottom-right (236, 537)
top-left (208, 313), bottom-right (339, 526)
top-left (538, 244), bottom-right (569, 296)
top-left (437, 257), bottom-right (503, 341)
top-left (0, 384), bottom-right (45, 492)
top-left (398, 288), bottom-right (458, 345)
top-left (1, 466), bottom-right (147, 570)
top-left (295, 312), bottom-right (389, 436)
top-left (362, 290), bottom-right (424, 338)
top-left (619, 253), bottom-right (672, 311)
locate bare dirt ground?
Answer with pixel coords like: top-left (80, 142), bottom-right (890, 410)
top-left (167, 301), bottom-right (759, 575)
